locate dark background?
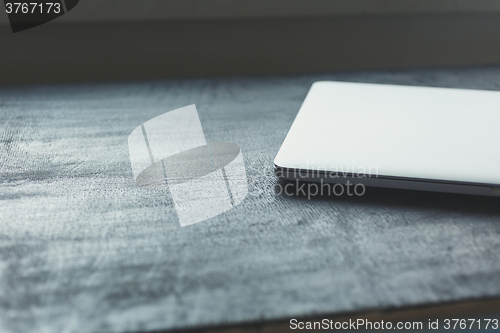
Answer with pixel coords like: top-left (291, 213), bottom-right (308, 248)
top-left (2, 1), bottom-right (500, 85)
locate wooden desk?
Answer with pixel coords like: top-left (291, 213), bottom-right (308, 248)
top-left (1, 67), bottom-right (499, 332)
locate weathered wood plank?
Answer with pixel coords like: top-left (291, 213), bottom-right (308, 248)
top-left (1, 67), bottom-right (500, 333)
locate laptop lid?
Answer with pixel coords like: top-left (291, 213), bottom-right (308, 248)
top-left (274, 81), bottom-right (500, 193)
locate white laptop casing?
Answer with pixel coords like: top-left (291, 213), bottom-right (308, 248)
top-left (274, 81), bottom-right (500, 196)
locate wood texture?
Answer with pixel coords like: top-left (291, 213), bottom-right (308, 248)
top-left (1, 67), bottom-right (500, 333)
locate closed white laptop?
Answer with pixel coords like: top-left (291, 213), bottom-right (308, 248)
top-left (274, 81), bottom-right (500, 196)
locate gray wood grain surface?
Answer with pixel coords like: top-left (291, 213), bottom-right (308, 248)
top-left (1, 67), bottom-right (500, 333)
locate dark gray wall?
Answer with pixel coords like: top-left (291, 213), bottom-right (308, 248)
top-left (2, 14), bottom-right (500, 85)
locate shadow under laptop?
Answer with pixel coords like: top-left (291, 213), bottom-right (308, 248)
top-left (274, 178), bottom-right (500, 217)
